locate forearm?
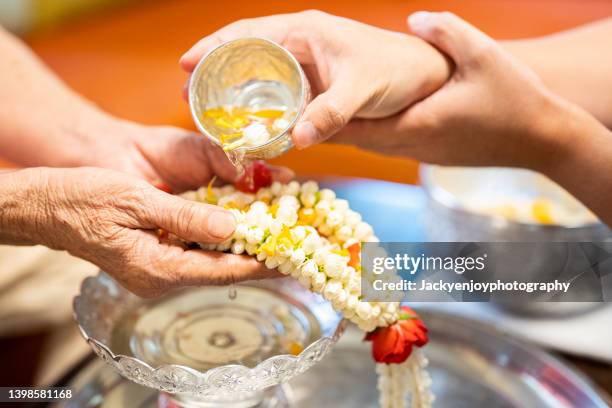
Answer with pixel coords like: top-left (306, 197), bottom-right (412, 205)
top-left (0, 27), bottom-right (126, 167)
top-left (502, 18), bottom-right (612, 128)
top-left (537, 97), bottom-right (612, 227)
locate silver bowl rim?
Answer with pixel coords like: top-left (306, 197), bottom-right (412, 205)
top-left (188, 37), bottom-right (308, 153)
top-left (72, 272), bottom-right (346, 394)
top-left (419, 164), bottom-right (609, 232)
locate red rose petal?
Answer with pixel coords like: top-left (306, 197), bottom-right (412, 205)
top-left (235, 161), bottom-right (273, 193)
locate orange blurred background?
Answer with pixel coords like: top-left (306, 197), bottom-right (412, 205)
top-left (10, 0), bottom-right (612, 183)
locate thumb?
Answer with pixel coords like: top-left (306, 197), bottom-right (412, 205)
top-left (149, 192), bottom-right (236, 243)
top-left (292, 82), bottom-right (363, 149)
top-left (407, 11), bottom-right (497, 65)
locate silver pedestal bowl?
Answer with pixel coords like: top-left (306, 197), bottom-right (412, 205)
top-left (73, 272), bottom-right (345, 407)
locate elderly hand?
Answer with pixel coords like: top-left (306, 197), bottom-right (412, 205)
top-left (83, 118), bottom-right (293, 193)
top-left (180, 10), bottom-right (451, 149)
top-left (0, 167), bottom-right (275, 297)
top-left (331, 12), bottom-right (574, 171)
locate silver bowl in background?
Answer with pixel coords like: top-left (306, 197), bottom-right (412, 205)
top-left (420, 164), bottom-right (612, 316)
top-left (189, 37), bottom-right (309, 160)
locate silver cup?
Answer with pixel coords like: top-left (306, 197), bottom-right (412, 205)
top-left (189, 38), bottom-right (309, 161)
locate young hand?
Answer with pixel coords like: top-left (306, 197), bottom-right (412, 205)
top-left (180, 10), bottom-right (451, 149)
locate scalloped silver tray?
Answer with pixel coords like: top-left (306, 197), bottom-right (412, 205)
top-left (58, 309), bottom-right (610, 407)
top-left (73, 273), bottom-right (345, 401)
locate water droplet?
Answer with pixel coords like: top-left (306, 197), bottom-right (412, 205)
top-left (228, 284), bottom-right (237, 300)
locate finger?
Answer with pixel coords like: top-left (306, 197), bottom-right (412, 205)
top-left (203, 141), bottom-right (241, 182)
top-left (268, 165), bottom-right (295, 183)
top-left (329, 116), bottom-right (405, 149)
top-left (203, 137), bottom-right (295, 183)
top-left (116, 230), bottom-right (279, 297)
top-left (292, 81), bottom-right (365, 149)
top-left (179, 13), bottom-right (311, 72)
top-left (147, 191), bottom-right (236, 243)
top-left (407, 11), bottom-right (497, 65)
top-left (160, 248), bottom-right (280, 287)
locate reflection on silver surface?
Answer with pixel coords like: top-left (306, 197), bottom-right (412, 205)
top-left (420, 165), bottom-right (612, 316)
top-left (73, 273), bottom-right (344, 405)
top-left (58, 310), bottom-right (610, 408)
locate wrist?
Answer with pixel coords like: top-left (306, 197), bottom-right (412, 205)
top-left (0, 167), bottom-right (53, 246)
top-left (528, 93), bottom-right (612, 224)
top-left (404, 36), bottom-right (453, 102)
top-left (523, 91), bottom-right (581, 175)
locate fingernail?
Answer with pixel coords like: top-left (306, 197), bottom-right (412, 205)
top-left (408, 11), bottom-right (432, 32)
top-left (293, 121), bottom-right (319, 149)
top-left (207, 210), bottom-right (236, 239)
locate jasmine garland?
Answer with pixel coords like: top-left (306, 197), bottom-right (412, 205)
top-left (180, 178), bottom-right (434, 408)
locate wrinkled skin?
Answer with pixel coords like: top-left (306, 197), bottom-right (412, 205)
top-left (1, 167), bottom-right (279, 298)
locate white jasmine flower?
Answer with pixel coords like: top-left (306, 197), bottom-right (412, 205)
top-left (255, 187), bottom-right (272, 201)
top-left (301, 260), bottom-right (318, 278)
top-left (355, 222), bottom-right (374, 240)
top-left (347, 274), bottom-right (361, 294)
top-left (231, 240), bottom-right (245, 255)
top-left (323, 280), bottom-right (342, 301)
top-left (290, 248), bottom-right (306, 265)
top-left (313, 214), bottom-right (326, 227)
top-left (323, 254), bottom-right (344, 278)
top-left (282, 181), bottom-right (300, 196)
top-left (300, 181), bottom-right (319, 195)
top-left (249, 200), bottom-right (268, 214)
top-left (319, 188), bottom-right (336, 202)
top-left (278, 195), bottom-right (299, 208)
top-left (243, 122), bottom-right (270, 146)
top-left (313, 248), bottom-right (331, 265)
top-left (300, 192), bottom-right (317, 208)
top-left (273, 118), bottom-right (290, 132)
top-left (317, 223), bottom-right (333, 237)
top-left (315, 200), bottom-right (330, 215)
top-left (246, 227), bottom-right (264, 244)
top-left (290, 266), bottom-right (301, 278)
top-left (217, 196), bottom-right (235, 207)
top-left (346, 295), bottom-right (358, 312)
top-left (356, 302), bottom-right (373, 320)
top-left (302, 233), bottom-right (322, 255)
top-left (326, 210), bottom-right (344, 228)
top-left (276, 205), bottom-right (298, 226)
top-left (265, 256), bottom-right (282, 269)
top-left (290, 226), bottom-right (307, 242)
top-left (370, 305), bottom-right (382, 318)
top-left (298, 274), bottom-right (312, 288)
top-left (220, 185), bottom-right (234, 195)
top-left (278, 260), bottom-right (293, 275)
top-left (270, 181), bottom-right (282, 196)
top-left (245, 243), bottom-right (257, 255)
top-left (333, 199), bottom-right (349, 211)
top-left (332, 289), bottom-right (348, 309)
top-left (311, 272), bottom-right (327, 292)
top-left (335, 225), bottom-right (353, 242)
top-left (269, 219), bottom-right (283, 236)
